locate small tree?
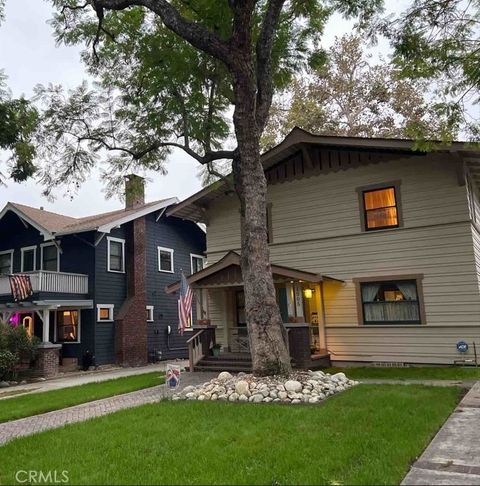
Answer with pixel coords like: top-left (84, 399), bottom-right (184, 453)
top-left (263, 34), bottom-right (456, 149)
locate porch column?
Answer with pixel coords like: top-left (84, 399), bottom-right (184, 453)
top-left (42, 308), bottom-right (50, 343)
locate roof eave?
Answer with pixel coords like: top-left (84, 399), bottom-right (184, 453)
top-left (0, 203), bottom-right (55, 241)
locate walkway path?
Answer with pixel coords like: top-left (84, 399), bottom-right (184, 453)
top-left (402, 382), bottom-right (480, 485)
top-left (0, 372), bottom-right (216, 446)
top-left (0, 361), bottom-right (188, 400)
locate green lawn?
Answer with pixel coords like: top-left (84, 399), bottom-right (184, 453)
top-left (0, 385), bottom-right (460, 485)
top-left (325, 366), bottom-right (480, 381)
top-left (0, 372), bottom-right (164, 423)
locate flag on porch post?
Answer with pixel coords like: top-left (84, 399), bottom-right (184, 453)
top-left (9, 275), bottom-right (33, 302)
top-left (178, 272), bottom-right (193, 336)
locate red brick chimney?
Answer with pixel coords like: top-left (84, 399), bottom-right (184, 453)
top-left (115, 175), bottom-right (148, 367)
top-left (125, 174), bottom-right (145, 209)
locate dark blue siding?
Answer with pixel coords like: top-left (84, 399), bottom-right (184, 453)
top-left (94, 227), bottom-right (127, 364)
top-left (145, 214), bottom-right (205, 360)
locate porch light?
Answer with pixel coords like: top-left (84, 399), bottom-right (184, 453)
top-left (304, 288), bottom-right (313, 299)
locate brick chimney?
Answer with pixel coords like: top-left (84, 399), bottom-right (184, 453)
top-left (115, 175), bottom-right (148, 367)
top-left (125, 174), bottom-right (145, 209)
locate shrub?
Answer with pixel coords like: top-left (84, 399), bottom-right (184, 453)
top-left (0, 322), bottom-right (39, 380)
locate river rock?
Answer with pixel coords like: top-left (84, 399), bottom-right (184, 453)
top-left (284, 380), bottom-right (302, 393)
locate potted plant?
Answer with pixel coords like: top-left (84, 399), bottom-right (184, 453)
top-left (212, 343), bottom-right (222, 357)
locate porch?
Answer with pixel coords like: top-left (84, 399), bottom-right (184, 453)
top-left (165, 251), bottom-right (341, 372)
top-left (0, 271), bottom-right (89, 296)
top-left (0, 299), bottom-right (93, 377)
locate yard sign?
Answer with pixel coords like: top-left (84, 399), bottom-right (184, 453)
top-left (166, 364), bottom-right (181, 389)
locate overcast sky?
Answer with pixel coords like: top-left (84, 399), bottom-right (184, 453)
top-left (0, 0), bottom-right (401, 217)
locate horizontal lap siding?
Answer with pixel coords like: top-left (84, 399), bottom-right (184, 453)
top-left (204, 153), bottom-right (480, 364)
top-left (94, 227), bottom-right (127, 365)
top-left (145, 215), bottom-right (205, 360)
top-left (325, 326), bottom-right (480, 364)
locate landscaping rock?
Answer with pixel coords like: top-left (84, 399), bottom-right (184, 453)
top-left (235, 380), bottom-right (249, 396)
top-left (172, 370), bottom-right (357, 405)
top-left (218, 371), bottom-right (233, 381)
top-left (284, 380), bottom-right (302, 393)
top-left (0, 381), bottom-right (9, 388)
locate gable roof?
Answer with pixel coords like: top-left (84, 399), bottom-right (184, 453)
top-left (0, 198), bottom-right (179, 241)
top-left (167, 127), bottom-right (480, 222)
top-left (165, 251), bottom-right (343, 293)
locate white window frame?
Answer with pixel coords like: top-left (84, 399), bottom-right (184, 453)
top-left (190, 253), bottom-right (206, 274)
top-left (146, 305), bottom-right (154, 322)
top-left (158, 246), bottom-right (174, 273)
top-left (0, 249), bottom-right (14, 275)
top-left (54, 309), bottom-right (81, 344)
top-left (107, 237), bottom-right (125, 273)
top-left (21, 246), bottom-right (37, 272)
top-left (40, 242), bottom-right (60, 272)
top-left (97, 304), bottom-right (114, 322)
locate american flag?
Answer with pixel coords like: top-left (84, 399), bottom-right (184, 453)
top-left (178, 272), bottom-right (193, 335)
top-left (9, 275), bottom-right (33, 302)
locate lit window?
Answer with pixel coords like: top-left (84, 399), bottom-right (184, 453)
top-left (107, 238), bottom-right (125, 273)
top-left (56, 310), bottom-right (80, 343)
top-left (363, 187), bottom-right (399, 230)
top-left (190, 254), bottom-right (205, 274)
top-left (146, 305), bottom-right (154, 322)
top-left (97, 304), bottom-right (114, 322)
top-left (41, 244), bottom-right (59, 272)
top-left (360, 279), bottom-right (421, 324)
top-left (0, 250), bottom-right (13, 275)
top-left (21, 247), bottom-right (36, 272)
top-left (158, 247), bottom-right (174, 273)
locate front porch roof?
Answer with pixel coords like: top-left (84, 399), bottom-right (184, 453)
top-left (165, 251), bottom-right (343, 294)
top-left (0, 299), bottom-right (94, 311)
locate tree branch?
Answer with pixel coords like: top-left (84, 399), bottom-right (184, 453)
top-left (91, 0), bottom-right (232, 66)
top-left (255, 0), bottom-right (286, 131)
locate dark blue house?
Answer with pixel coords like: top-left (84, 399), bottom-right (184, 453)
top-left (0, 175), bottom-right (205, 374)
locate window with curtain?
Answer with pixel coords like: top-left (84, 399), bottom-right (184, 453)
top-left (56, 310), bottom-right (80, 342)
top-left (360, 279), bottom-right (421, 324)
top-left (0, 251), bottom-right (12, 275)
top-left (363, 187), bottom-right (399, 230)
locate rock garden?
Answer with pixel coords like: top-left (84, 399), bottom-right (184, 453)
top-left (173, 370), bottom-right (358, 404)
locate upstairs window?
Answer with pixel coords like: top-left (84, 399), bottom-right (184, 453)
top-left (21, 247), bottom-right (36, 272)
top-left (363, 187), bottom-right (399, 230)
top-left (358, 278), bottom-right (423, 325)
top-left (41, 244), bottom-right (59, 272)
top-left (190, 254), bottom-right (205, 274)
top-left (0, 250), bottom-right (13, 275)
top-left (158, 247), bottom-right (174, 273)
top-left (107, 237), bottom-right (125, 273)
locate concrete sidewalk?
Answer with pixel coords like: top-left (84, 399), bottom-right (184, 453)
top-left (402, 382), bottom-right (480, 485)
top-left (0, 361), bottom-right (188, 400)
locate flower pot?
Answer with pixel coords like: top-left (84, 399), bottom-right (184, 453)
top-left (212, 346), bottom-right (221, 357)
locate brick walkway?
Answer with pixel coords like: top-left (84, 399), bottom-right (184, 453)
top-left (0, 372), bottom-right (216, 446)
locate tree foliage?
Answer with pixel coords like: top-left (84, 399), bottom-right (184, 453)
top-left (0, 2), bottom-right (38, 184)
top-left (263, 34), bottom-right (457, 150)
top-left (37, 0), bottom-right (340, 197)
top-left (378, 0), bottom-right (480, 141)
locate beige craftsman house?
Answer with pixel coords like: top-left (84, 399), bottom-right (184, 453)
top-left (167, 127), bottom-right (480, 369)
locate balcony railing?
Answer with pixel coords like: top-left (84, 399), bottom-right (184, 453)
top-left (0, 271), bottom-right (89, 296)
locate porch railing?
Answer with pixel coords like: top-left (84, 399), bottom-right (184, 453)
top-left (187, 326), bottom-right (216, 371)
top-left (0, 271), bottom-right (89, 296)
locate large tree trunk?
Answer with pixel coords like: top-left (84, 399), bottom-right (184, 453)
top-left (231, 58), bottom-right (291, 376)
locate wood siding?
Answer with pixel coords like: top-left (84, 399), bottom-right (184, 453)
top-left (204, 152), bottom-right (480, 364)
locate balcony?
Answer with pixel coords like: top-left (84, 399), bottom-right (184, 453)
top-left (0, 271), bottom-right (89, 296)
